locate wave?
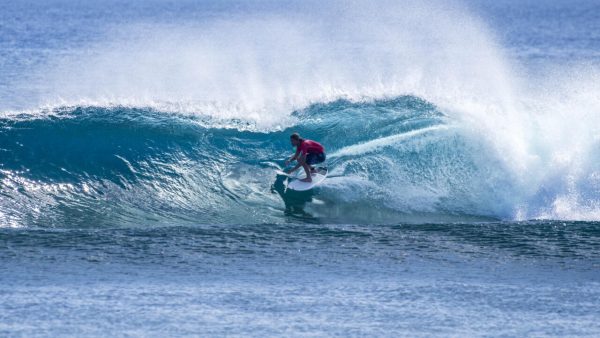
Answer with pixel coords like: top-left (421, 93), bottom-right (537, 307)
top-left (0, 95), bottom-right (598, 227)
top-left (2, 1), bottom-right (600, 226)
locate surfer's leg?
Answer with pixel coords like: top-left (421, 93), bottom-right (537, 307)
top-left (298, 155), bottom-right (313, 182)
top-left (306, 153), bottom-right (318, 173)
top-left (307, 153), bottom-right (325, 173)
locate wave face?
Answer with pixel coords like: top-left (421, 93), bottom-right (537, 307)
top-left (0, 95), bottom-right (597, 227)
top-left (0, 98), bottom-right (482, 226)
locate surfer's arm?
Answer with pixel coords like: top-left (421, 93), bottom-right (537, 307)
top-left (285, 150), bottom-right (300, 166)
top-left (287, 153), bottom-right (311, 177)
top-left (286, 151), bottom-right (304, 173)
top-left (287, 162), bottom-right (302, 174)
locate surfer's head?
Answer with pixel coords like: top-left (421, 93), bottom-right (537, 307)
top-left (290, 133), bottom-right (303, 146)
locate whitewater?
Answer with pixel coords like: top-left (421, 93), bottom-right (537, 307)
top-left (1, 0), bottom-right (599, 336)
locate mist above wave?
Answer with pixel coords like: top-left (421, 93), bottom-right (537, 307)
top-left (31, 1), bottom-right (513, 127)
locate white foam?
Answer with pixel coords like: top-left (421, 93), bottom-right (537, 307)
top-left (330, 125), bottom-right (450, 158)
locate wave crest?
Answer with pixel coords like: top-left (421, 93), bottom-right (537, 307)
top-left (2, 95), bottom-right (598, 226)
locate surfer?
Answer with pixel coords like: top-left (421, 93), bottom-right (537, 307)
top-left (285, 133), bottom-right (326, 182)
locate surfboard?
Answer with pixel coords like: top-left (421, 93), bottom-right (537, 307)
top-left (287, 167), bottom-right (328, 191)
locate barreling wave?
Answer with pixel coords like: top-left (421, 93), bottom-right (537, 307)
top-left (0, 95), bottom-right (597, 228)
top-left (0, 97), bottom-right (465, 226)
top-left (2, 0), bottom-right (600, 227)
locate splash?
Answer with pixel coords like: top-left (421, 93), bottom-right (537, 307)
top-left (29, 1), bottom-right (514, 127)
top-left (2, 0), bottom-right (599, 224)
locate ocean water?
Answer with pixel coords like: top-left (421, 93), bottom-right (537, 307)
top-left (1, 0), bottom-right (599, 336)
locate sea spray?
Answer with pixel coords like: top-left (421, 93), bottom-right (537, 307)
top-left (1, 0), bottom-right (599, 224)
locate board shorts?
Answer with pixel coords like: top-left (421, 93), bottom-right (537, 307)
top-left (306, 152), bottom-right (326, 165)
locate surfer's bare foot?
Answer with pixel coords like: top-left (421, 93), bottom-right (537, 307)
top-left (301, 177), bottom-right (312, 183)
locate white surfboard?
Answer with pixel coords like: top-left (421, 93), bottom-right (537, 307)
top-left (287, 167), bottom-right (328, 191)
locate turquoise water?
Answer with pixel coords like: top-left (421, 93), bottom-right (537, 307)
top-left (1, 0), bottom-right (599, 336)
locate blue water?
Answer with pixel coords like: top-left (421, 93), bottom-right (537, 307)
top-left (1, 0), bottom-right (599, 336)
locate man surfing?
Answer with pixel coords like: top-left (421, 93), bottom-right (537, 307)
top-left (285, 133), bottom-right (326, 182)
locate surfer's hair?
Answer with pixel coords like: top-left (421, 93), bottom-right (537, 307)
top-left (290, 133), bottom-right (302, 141)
